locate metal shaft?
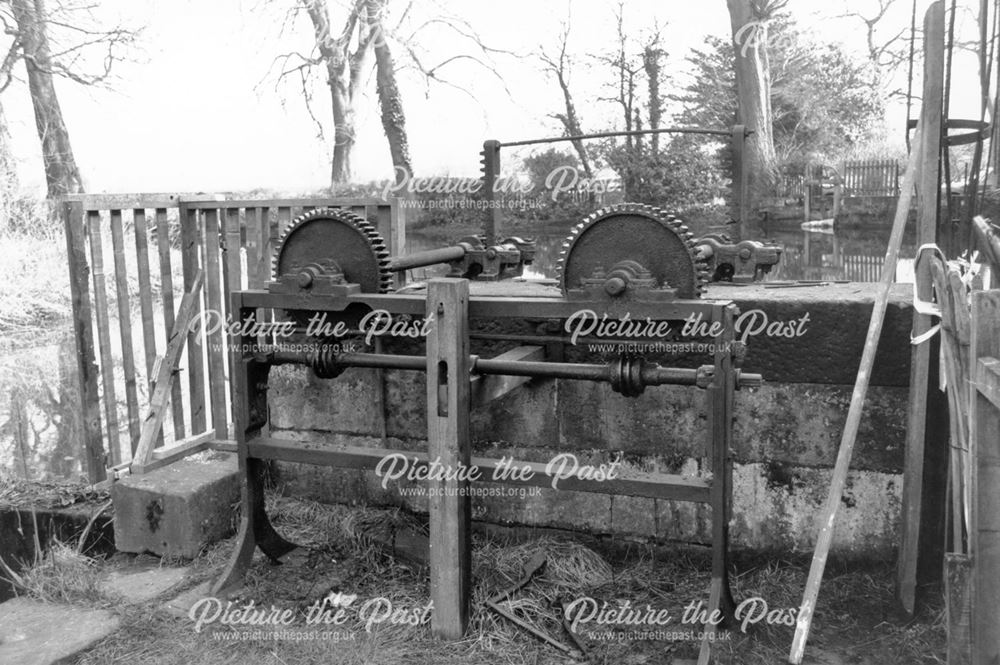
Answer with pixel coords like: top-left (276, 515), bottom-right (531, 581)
top-left (388, 245), bottom-right (467, 272)
top-left (263, 348), bottom-right (761, 389)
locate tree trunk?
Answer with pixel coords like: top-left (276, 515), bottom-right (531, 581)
top-left (553, 73), bottom-right (592, 179)
top-left (10, 0), bottom-right (84, 198)
top-left (367, 1), bottom-right (411, 182)
top-left (643, 45), bottom-right (662, 153)
top-left (727, 0), bottom-right (777, 225)
top-left (0, 101), bottom-right (19, 222)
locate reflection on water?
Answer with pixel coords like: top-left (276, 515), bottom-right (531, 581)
top-left (407, 222), bottom-right (917, 284)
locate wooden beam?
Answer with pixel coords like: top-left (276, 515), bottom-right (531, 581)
top-left (88, 210), bottom-right (122, 465)
top-left (898, 0), bottom-right (946, 618)
top-left (425, 279), bottom-right (471, 640)
top-left (203, 209), bottom-right (228, 439)
top-left (790, 121), bottom-right (925, 663)
top-left (470, 346), bottom-right (544, 407)
top-left (132, 271), bottom-right (205, 474)
top-left (110, 209), bottom-right (142, 452)
top-left (970, 291), bottom-right (1000, 664)
top-left (244, 438), bottom-right (712, 501)
top-left (180, 204), bottom-right (207, 433)
top-left (62, 201), bottom-right (106, 482)
top-left (155, 208), bottom-right (186, 440)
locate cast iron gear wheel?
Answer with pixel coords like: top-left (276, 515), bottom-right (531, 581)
top-left (556, 203), bottom-right (709, 299)
top-left (273, 207), bottom-right (393, 293)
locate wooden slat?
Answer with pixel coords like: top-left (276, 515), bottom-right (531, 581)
top-left (150, 431), bottom-right (215, 462)
top-left (970, 291), bottom-right (1000, 664)
top-left (224, 208), bottom-right (242, 294)
top-left (133, 209), bottom-right (163, 449)
top-left (156, 208), bottom-right (186, 439)
top-left (63, 201), bottom-right (106, 482)
top-left (426, 279), bottom-right (471, 640)
top-left (897, 2), bottom-right (946, 619)
top-left (203, 208), bottom-right (228, 439)
top-left (470, 346), bottom-right (544, 407)
top-left (132, 271), bottom-right (205, 474)
top-left (245, 439), bottom-right (711, 501)
top-left (790, 121), bottom-right (925, 663)
top-left (977, 358), bottom-right (1000, 412)
top-left (180, 204), bottom-right (207, 433)
top-left (87, 210), bottom-right (122, 465)
top-left (110, 209), bottom-right (142, 454)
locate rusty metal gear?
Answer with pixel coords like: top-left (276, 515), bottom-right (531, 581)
top-left (556, 203), bottom-right (709, 299)
top-left (273, 207), bottom-right (393, 293)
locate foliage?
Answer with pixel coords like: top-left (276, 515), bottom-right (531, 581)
top-left (673, 22), bottom-right (887, 169)
top-left (599, 134), bottom-right (727, 212)
top-left (520, 147), bottom-right (579, 192)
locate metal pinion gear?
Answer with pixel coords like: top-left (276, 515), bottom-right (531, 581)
top-left (273, 207), bottom-right (393, 293)
top-left (556, 203), bottom-right (709, 299)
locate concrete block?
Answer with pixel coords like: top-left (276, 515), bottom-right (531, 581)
top-left (0, 597), bottom-right (120, 665)
top-left (383, 369), bottom-right (425, 439)
top-left (269, 365), bottom-right (381, 433)
top-left (112, 454), bottom-right (239, 558)
top-left (470, 376), bottom-right (558, 448)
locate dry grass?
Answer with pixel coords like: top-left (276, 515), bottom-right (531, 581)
top-left (4, 493), bottom-right (946, 665)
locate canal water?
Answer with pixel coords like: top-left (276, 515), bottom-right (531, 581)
top-left (0, 222), bottom-right (915, 482)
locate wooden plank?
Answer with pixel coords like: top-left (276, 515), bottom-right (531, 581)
top-left (87, 210), bottom-right (122, 466)
top-left (425, 279), bottom-right (471, 640)
top-left (387, 197), bottom-right (407, 289)
top-left (790, 121), bottom-right (925, 663)
top-left (133, 210), bottom-right (159, 395)
top-left (134, 210), bottom-right (163, 448)
top-left (224, 208), bottom-right (242, 294)
top-left (970, 291), bottom-right (1000, 665)
top-left (132, 271), bottom-right (205, 474)
top-left (470, 346), bottom-right (544, 406)
top-left (62, 201), bottom-right (106, 482)
top-left (180, 204), bottom-right (207, 433)
top-left (62, 193), bottom-right (188, 210)
top-left (897, 0), bottom-right (946, 618)
top-left (203, 208), bottom-right (228, 439)
top-left (976, 358), bottom-right (1000, 411)
top-left (245, 438), bottom-right (711, 501)
top-left (156, 208), bottom-right (186, 439)
top-left (109, 209), bottom-right (142, 454)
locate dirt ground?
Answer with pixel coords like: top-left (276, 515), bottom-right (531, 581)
top-left (2, 490), bottom-right (945, 665)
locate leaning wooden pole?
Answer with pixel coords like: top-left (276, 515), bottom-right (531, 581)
top-left (789, 124), bottom-right (924, 664)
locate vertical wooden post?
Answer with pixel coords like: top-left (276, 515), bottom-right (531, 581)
top-left (88, 209), bottom-right (122, 465)
top-left (156, 207), bottom-right (186, 440)
top-left (110, 209), bottom-right (142, 454)
top-left (180, 202), bottom-right (207, 434)
top-left (898, 0), bottom-right (946, 616)
top-left (203, 208), bottom-right (228, 439)
top-left (386, 197), bottom-right (407, 290)
top-left (425, 278), bottom-right (471, 640)
top-left (970, 290), bottom-right (1000, 664)
top-left (62, 200), bottom-right (106, 482)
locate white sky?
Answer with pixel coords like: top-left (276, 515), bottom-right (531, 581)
top-left (0, 0), bottom-right (986, 195)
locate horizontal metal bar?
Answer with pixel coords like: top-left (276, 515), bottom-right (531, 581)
top-left (389, 245), bottom-right (467, 271)
top-left (499, 127), bottom-right (738, 148)
top-left (247, 438), bottom-right (712, 502)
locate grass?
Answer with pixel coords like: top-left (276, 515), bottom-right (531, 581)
top-left (0, 492), bottom-right (945, 665)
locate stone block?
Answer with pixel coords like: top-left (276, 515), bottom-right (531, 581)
top-left (101, 565), bottom-right (189, 602)
top-left (112, 454), bottom-right (239, 558)
top-left (269, 365), bottom-right (381, 433)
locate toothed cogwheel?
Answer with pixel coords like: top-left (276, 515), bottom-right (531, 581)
top-left (272, 207), bottom-right (393, 293)
top-left (556, 203), bottom-right (709, 299)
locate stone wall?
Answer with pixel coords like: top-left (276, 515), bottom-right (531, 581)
top-left (266, 283), bottom-right (914, 558)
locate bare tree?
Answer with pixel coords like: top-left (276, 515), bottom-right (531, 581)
top-left (538, 18), bottom-right (593, 178)
top-left (726, 0), bottom-right (784, 214)
top-left (367, 0), bottom-right (410, 180)
top-left (1, 0), bottom-right (138, 198)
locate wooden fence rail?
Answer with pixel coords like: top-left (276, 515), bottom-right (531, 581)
top-left (61, 194), bottom-right (406, 483)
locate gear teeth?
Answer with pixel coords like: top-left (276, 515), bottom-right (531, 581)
top-left (556, 203), bottom-right (703, 299)
top-left (273, 206), bottom-right (394, 294)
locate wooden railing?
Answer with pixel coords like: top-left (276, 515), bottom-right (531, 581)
top-left (841, 159), bottom-right (900, 198)
top-left (60, 194), bottom-right (407, 482)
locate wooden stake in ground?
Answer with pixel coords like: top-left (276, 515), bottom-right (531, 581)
top-left (788, 124), bottom-right (924, 664)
